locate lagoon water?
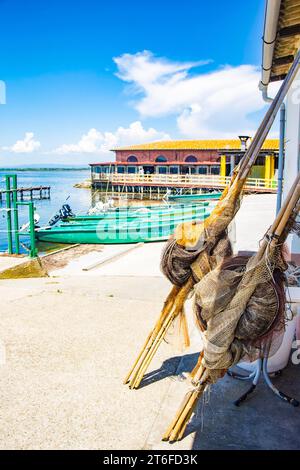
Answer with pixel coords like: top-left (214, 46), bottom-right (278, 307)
top-left (0, 169), bottom-right (91, 253)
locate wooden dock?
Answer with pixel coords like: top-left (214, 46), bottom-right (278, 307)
top-left (91, 173), bottom-right (277, 195)
top-left (0, 186), bottom-right (51, 203)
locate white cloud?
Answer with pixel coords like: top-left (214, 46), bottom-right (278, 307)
top-left (53, 121), bottom-right (170, 155)
top-left (114, 51), bottom-right (279, 138)
top-left (3, 132), bottom-right (41, 153)
top-left (114, 50), bottom-right (211, 91)
top-left (54, 128), bottom-right (103, 155)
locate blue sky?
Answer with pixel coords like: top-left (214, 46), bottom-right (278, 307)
top-left (0, 0), bottom-right (279, 165)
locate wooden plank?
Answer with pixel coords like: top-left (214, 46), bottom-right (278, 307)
top-left (82, 243), bottom-right (144, 271)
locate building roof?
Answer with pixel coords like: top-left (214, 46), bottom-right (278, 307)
top-left (113, 139), bottom-right (279, 151)
top-left (261, 0), bottom-right (300, 86)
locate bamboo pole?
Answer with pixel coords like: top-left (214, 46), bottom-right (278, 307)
top-left (190, 351), bottom-right (204, 380)
top-left (162, 384), bottom-right (206, 442)
top-left (123, 285), bottom-right (180, 384)
top-left (130, 314), bottom-right (176, 389)
top-left (128, 309), bottom-right (178, 388)
top-left (272, 184), bottom-right (300, 241)
top-left (162, 391), bottom-right (193, 440)
top-left (129, 280), bottom-right (193, 388)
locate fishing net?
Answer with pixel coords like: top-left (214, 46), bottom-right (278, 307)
top-left (160, 179), bottom-right (245, 287)
top-left (161, 229), bottom-right (233, 287)
top-left (193, 249), bottom-right (287, 384)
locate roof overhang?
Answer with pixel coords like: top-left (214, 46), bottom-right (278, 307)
top-left (260, 0), bottom-right (300, 91)
top-left (90, 161), bottom-right (220, 166)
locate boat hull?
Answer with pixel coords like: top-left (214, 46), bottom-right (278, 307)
top-left (36, 213), bottom-right (209, 244)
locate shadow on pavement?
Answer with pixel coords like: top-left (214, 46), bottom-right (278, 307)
top-left (190, 360), bottom-right (300, 450)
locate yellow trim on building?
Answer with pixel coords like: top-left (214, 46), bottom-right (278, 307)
top-left (264, 154), bottom-right (275, 187)
top-left (220, 155), bottom-right (227, 181)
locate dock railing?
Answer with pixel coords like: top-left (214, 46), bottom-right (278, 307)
top-left (0, 185), bottom-right (50, 203)
top-left (92, 172), bottom-right (277, 191)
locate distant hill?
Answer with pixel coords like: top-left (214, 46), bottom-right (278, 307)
top-left (0, 164), bottom-right (90, 171)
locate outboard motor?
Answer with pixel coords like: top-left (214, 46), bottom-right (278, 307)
top-left (61, 204), bottom-right (74, 219)
top-left (48, 204), bottom-right (74, 226)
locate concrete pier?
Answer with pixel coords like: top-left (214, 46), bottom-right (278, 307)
top-left (0, 194), bottom-right (299, 450)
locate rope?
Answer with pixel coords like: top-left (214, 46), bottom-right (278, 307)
top-left (0, 229), bottom-right (27, 233)
top-left (264, 238), bottom-right (276, 284)
top-left (20, 241), bottom-right (30, 253)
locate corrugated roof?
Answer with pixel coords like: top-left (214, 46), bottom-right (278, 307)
top-left (113, 139), bottom-right (279, 151)
top-left (271, 0), bottom-right (300, 81)
top-left (264, 0), bottom-right (300, 83)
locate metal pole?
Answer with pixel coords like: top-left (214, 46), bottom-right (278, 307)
top-left (28, 202), bottom-right (37, 258)
top-left (11, 174), bottom-right (20, 254)
top-left (276, 103), bottom-right (285, 214)
top-left (230, 155), bottom-right (235, 175)
top-left (5, 176), bottom-right (13, 254)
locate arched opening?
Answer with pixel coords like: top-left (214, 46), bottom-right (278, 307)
top-left (155, 155), bottom-right (167, 163)
top-left (185, 155), bottom-right (197, 163)
top-left (127, 155), bottom-right (138, 162)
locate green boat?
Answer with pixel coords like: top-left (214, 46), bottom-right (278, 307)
top-left (168, 192), bottom-right (221, 202)
top-left (62, 203), bottom-right (208, 225)
top-left (35, 211), bottom-right (209, 244)
top-left (64, 202), bottom-right (209, 223)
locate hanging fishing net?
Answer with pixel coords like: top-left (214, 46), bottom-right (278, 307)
top-left (188, 255), bottom-right (286, 386)
top-left (192, 246), bottom-right (287, 384)
top-left (160, 180), bottom-right (244, 287)
top-left (160, 229), bottom-right (233, 287)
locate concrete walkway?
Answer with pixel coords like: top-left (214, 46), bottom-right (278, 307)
top-left (0, 275), bottom-right (172, 449)
top-left (0, 194), bottom-right (299, 449)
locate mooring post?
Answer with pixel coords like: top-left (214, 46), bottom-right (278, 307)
top-left (28, 202), bottom-right (37, 258)
top-left (16, 201), bottom-right (38, 258)
top-left (5, 176), bottom-right (13, 254)
top-left (11, 174), bottom-right (20, 254)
